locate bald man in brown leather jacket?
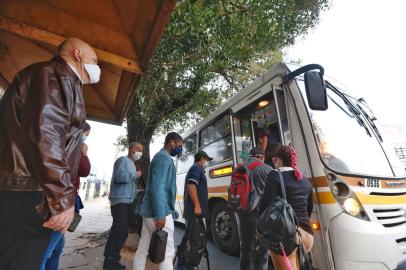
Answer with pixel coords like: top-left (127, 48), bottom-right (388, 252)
top-left (0, 38), bottom-right (100, 269)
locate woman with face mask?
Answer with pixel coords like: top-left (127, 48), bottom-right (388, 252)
top-left (259, 146), bottom-right (314, 270)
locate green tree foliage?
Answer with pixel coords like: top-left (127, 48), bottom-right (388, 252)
top-left (124, 0), bottom-right (329, 172)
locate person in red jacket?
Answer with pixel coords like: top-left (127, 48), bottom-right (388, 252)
top-left (72, 122), bottom-right (92, 211)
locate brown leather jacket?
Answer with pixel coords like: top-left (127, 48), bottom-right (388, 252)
top-left (0, 56), bottom-right (86, 215)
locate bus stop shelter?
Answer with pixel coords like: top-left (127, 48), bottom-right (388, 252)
top-left (0, 0), bottom-right (176, 124)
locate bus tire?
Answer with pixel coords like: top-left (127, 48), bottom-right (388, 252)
top-left (210, 201), bottom-right (240, 255)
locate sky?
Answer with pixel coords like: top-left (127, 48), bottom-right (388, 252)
top-left (85, 0), bottom-right (406, 179)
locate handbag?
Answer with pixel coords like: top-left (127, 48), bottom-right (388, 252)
top-left (297, 232), bottom-right (312, 270)
top-left (148, 229), bottom-right (168, 264)
top-left (177, 216), bottom-right (207, 267)
top-left (257, 170), bottom-right (299, 256)
top-left (129, 190), bottom-right (144, 235)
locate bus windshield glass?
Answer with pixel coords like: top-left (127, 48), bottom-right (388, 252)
top-left (297, 80), bottom-right (406, 178)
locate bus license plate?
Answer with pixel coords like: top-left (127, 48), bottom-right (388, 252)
top-left (365, 178), bottom-right (380, 188)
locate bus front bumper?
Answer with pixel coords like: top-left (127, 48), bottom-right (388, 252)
top-left (328, 212), bottom-right (405, 270)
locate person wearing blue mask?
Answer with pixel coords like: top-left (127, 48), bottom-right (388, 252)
top-left (133, 132), bottom-right (183, 270)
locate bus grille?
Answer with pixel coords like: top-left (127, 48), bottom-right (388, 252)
top-left (397, 237), bottom-right (406, 257)
top-left (373, 208), bottom-right (406, 228)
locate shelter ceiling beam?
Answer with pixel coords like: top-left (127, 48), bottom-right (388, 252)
top-left (0, 16), bottom-right (143, 74)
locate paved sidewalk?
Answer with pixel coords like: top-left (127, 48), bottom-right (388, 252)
top-left (59, 197), bottom-right (158, 270)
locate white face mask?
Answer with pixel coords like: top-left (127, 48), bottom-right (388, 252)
top-left (82, 134), bottom-right (87, 142)
top-left (84, 63), bottom-right (101, 84)
top-left (132, 151), bottom-right (143, 161)
top-left (203, 160), bottom-right (209, 169)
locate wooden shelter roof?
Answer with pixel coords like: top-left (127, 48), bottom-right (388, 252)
top-left (0, 0), bottom-right (176, 124)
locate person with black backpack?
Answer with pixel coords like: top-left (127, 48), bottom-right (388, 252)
top-left (176, 150), bottom-right (213, 270)
top-left (259, 146), bottom-right (314, 270)
top-left (233, 147), bottom-right (272, 270)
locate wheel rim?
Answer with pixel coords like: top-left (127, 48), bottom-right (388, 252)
top-left (215, 210), bottom-right (232, 241)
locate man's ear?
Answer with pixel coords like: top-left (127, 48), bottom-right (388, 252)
top-left (73, 48), bottom-right (81, 62)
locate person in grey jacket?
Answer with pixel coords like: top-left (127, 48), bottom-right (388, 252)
top-left (104, 142), bottom-right (143, 270)
top-left (237, 147), bottom-right (272, 270)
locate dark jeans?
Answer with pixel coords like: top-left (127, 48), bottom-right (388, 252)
top-left (237, 212), bottom-right (268, 270)
top-left (104, 203), bottom-right (131, 264)
top-left (0, 191), bottom-right (52, 270)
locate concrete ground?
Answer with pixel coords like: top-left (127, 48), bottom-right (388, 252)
top-left (60, 197), bottom-right (239, 270)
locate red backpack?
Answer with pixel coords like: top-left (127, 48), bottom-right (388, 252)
top-left (228, 161), bottom-right (262, 213)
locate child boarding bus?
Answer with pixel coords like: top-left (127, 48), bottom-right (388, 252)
top-left (174, 63), bottom-right (406, 270)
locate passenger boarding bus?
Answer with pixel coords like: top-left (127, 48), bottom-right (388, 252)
top-left (174, 63), bottom-right (406, 270)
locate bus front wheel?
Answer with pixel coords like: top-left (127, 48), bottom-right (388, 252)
top-left (210, 201), bottom-right (240, 255)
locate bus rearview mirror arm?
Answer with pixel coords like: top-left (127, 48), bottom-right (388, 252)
top-left (283, 64), bottom-right (328, 111)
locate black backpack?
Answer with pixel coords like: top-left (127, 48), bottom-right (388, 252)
top-left (257, 170), bottom-right (299, 256)
top-left (176, 216), bottom-right (209, 268)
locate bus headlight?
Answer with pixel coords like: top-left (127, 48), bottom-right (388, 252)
top-left (326, 172), bottom-right (369, 221)
top-left (343, 198), bottom-right (361, 216)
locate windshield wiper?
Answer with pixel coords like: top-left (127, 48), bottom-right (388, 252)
top-left (355, 98), bottom-right (383, 142)
top-left (325, 81), bottom-right (372, 138)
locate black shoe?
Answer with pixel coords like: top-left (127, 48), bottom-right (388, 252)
top-left (103, 261), bottom-right (126, 270)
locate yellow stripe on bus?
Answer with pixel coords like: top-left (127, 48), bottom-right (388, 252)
top-left (178, 189), bottom-right (406, 205)
top-left (315, 192), bottom-right (336, 204)
top-left (356, 193), bottom-right (406, 205)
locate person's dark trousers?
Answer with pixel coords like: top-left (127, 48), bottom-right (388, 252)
top-left (104, 203), bottom-right (131, 266)
top-left (0, 191), bottom-right (52, 270)
top-left (237, 211), bottom-right (268, 270)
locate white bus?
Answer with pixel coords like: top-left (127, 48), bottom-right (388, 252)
top-left (174, 63), bottom-right (406, 270)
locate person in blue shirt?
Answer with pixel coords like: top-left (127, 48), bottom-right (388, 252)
top-left (133, 132), bottom-right (183, 270)
top-left (103, 142), bottom-right (144, 270)
top-left (176, 150), bottom-right (213, 270)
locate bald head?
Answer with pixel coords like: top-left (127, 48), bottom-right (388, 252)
top-left (59, 38), bottom-right (98, 83)
top-left (59, 38), bottom-right (96, 59)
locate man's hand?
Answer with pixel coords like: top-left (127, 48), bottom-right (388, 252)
top-left (155, 218), bottom-right (166, 230)
top-left (81, 143), bottom-right (88, 156)
top-left (194, 205), bottom-right (202, 216)
top-left (43, 206), bottom-right (74, 232)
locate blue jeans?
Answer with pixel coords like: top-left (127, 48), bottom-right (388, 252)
top-left (39, 231), bottom-right (64, 270)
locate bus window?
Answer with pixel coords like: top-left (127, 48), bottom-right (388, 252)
top-left (177, 134), bottom-right (197, 174)
top-left (183, 134), bottom-right (197, 155)
top-left (233, 114), bottom-right (254, 164)
top-left (199, 115), bottom-right (232, 164)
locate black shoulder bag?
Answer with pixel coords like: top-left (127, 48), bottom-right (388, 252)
top-left (257, 170), bottom-right (298, 256)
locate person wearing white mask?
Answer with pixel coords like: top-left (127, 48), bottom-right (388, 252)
top-left (176, 150), bottom-right (213, 270)
top-left (104, 142), bottom-right (143, 270)
top-left (59, 38), bottom-right (101, 84)
top-left (0, 37), bottom-right (99, 270)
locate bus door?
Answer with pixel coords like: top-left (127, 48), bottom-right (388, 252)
top-left (175, 133), bottom-right (198, 222)
top-left (232, 90), bottom-right (284, 167)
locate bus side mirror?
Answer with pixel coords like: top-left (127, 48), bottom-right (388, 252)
top-left (304, 71), bottom-right (328, 111)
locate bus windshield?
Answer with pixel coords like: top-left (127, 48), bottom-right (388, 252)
top-left (297, 80), bottom-right (406, 178)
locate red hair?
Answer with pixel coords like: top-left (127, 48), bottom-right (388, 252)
top-left (274, 146), bottom-right (303, 180)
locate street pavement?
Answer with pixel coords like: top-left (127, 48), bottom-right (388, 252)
top-left (60, 197), bottom-right (239, 270)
